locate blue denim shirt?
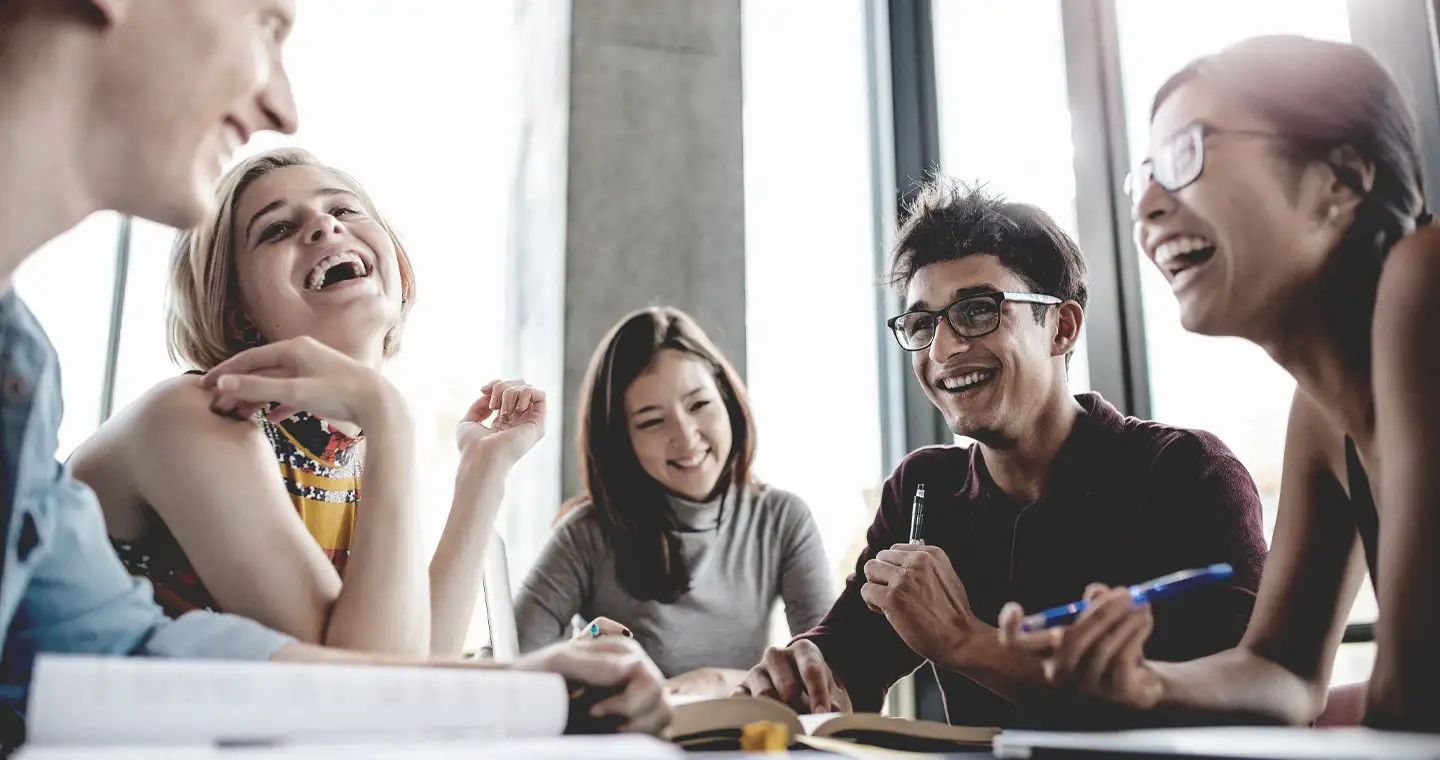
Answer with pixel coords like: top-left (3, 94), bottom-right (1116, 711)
top-left (0, 292), bottom-right (294, 713)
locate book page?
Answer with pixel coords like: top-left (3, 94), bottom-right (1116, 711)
top-left (798, 711), bottom-right (846, 735)
top-left (27, 655), bottom-right (568, 747)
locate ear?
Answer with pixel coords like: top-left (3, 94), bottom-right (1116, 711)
top-left (83, 0), bottom-right (133, 26)
top-left (1050, 301), bottom-right (1084, 359)
top-left (1321, 144), bottom-right (1377, 222)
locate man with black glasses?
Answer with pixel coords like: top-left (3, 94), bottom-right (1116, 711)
top-left (736, 180), bottom-right (1267, 729)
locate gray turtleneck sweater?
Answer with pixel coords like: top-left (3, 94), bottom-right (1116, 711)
top-left (513, 485), bottom-right (833, 678)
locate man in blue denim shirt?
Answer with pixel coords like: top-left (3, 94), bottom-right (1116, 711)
top-left (0, 0), bottom-right (670, 740)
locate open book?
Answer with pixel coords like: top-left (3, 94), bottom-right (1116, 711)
top-left (21, 654), bottom-right (676, 757)
top-left (668, 695), bottom-right (998, 753)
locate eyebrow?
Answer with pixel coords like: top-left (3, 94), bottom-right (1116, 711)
top-left (630, 387), bottom-right (705, 418)
top-left (244, 187), bottom-right (358, 243)
top-left (904, 284), bottom-right (999, 313)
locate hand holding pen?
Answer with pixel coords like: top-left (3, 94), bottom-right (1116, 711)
top-left (992, 565), bottom-right (1234, 711)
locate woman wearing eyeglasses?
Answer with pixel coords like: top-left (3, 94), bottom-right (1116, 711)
top-left (999, 35), bottom-right (1439, 731)
top-left (513, 307), bottom-right (833, 693)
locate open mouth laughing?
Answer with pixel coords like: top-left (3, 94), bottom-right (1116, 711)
top-left (304, 251), bottom-right (373, 293)
top-left (1153, 234), bottom-right (1217, 293)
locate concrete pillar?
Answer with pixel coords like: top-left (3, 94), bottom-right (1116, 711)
top-left (505, 0), bottom-right (748, 573)
top-left (561, 0), bottom-right (747, 498)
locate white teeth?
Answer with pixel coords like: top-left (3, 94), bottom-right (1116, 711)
top-left (940, 370), bottom-right (995, 391)
top-left (306, 252), bottom-right (368, 291)
top-left (672, 451), bottom-right (707, 468)
top-left (1154, 235), bottom-right (1215, 269)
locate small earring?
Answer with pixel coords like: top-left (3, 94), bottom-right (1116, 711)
top-left (240, 325), bottom-right (262, 346)
top-left (1326, 205), bottom-right (1340, 221)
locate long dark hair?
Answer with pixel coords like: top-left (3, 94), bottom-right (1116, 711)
top-left (576, 307), bottom-right (756, 603)
top-left (1153, 35), bottom-right (1428, 368)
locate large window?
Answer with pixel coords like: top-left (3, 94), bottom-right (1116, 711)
top-left (932, 0), bottom-right (1090, 449)
top-left (743, 0), bottom-right (885, 606)
top-left (13, 213), bottom-right (123, 460)
top-left (1112, 0), bottom-right (1373, 684)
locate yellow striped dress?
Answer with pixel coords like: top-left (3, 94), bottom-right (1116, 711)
top-left (112, 410), bottom-right (362, 617)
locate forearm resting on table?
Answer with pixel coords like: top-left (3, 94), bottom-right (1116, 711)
top-left (944, 621), bottom-right (1049, 703)
top-left (429, 445), bottom-right (513, 656)
top-left (271, 641), bottom-right (508, 669)
top-left (1150, 647), bottom-right (1326, 725)
top-left (324, 404), bottom-right (431, 655)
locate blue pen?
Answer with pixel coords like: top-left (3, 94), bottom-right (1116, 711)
top-left (1019, 563), bottom-right (1234, 632)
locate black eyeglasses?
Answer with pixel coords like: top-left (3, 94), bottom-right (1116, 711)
top-left (1124, 123), bottom-right (1281, 209)
top-left (887, 291), bottom-right (1061, 352)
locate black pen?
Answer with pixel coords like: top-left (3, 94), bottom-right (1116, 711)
top-left (908, 484), bottom-right (926, 545)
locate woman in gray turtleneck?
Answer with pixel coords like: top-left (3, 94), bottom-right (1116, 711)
top-left (513, 307), bottom-right (833, 686)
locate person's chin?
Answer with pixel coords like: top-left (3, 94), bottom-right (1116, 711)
top-left (1177, 299), bottom-right (1230, 337)
top-left (139, 183), bottom-right (212, 231)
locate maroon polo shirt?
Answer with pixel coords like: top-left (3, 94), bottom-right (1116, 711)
top-left (796, 393), bottom-right (1267, 729)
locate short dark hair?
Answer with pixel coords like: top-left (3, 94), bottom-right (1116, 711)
top-left (887, 179), bottom-right (1089, 322)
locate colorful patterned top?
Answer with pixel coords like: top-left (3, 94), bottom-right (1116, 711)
top-left (112, 408), bottom-right (364, 618)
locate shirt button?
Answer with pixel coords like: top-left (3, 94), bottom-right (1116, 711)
top-left (2, 376), bottom-right (25, 400)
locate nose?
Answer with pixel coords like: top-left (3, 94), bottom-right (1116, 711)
top-left (927, 316), bottom-right (972, 365)
top-left (1133, 174), bottom-right (1176, 223)
top-left (671, 415), bottom-right (702, 451)
top-left (304, 213), bottom-right (344, 244)
top-left (257, 52), bottom-right (299, 136)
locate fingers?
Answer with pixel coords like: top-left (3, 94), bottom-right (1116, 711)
top-left (859, 581), bottom-right (887, 613)
top-left (862, 558), bottom-right (900, 586)
top-left (575, 617), bottom-right (632, 640)
top-left (463, 388), bottom-right (496, 423)
top-left (1084, 583), bottom-right (1109, 602)
top-left (266, 404), bottom-right (301, 422)
top-left (212, 374), bottom-right (303, 406)
top-left (791, 641), bottom-right (838, 714)
top-left (758, 646), bottom-right (803, 707)
top-left (541, 638), bottom-right (644, 686)
top-left (589, 657), bottom-right (671, 735)
top-left (1075, 603), bottom-right (1153, 694)
top-left (204, 338), bottom-right (306, 385)
top-left (998, 602), bottom-right (1061, 656)
top-left (734, 665), bottom-right (779, 701)
top-left (471, 379), bottom-right (543, 423)
top-left (1049, 589), bottom-right (1138, 685)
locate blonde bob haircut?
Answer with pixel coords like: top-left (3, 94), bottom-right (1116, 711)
top-left (166, 148), bottom-right (417, 370)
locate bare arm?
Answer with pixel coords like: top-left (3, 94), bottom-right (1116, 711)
top-left (82, 373), bottom-right (428, 655)
top-left (428, 381), bottom-right (546, 657)
top-left (1000, 389), bottom-right (1365, 725)
top-left (1366, 229), bottom-right (1440, 727)
top-left (428, 444), bottom-right (511, 656)
top-left (1151, 391), bottom-right (1364, 721)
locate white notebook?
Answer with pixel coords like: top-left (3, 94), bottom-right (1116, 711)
top-left (995, 726), bottom-right (1440, 760)
top-left (25, 654), bottom-right (580, 748)
top-left (17, 736), bottom-right (680, 759)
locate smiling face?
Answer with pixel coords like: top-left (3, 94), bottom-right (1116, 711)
top-left (906, 255), bottom-right (1077, 443)
top-left (93, 0), bottom-right (299, 228)
top-left (1134, 78), bottom-right (1350, 339)
top-left (624, 349), bottom-right (735, 501)
top-left (230, 165), bottom-right (405, 355)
